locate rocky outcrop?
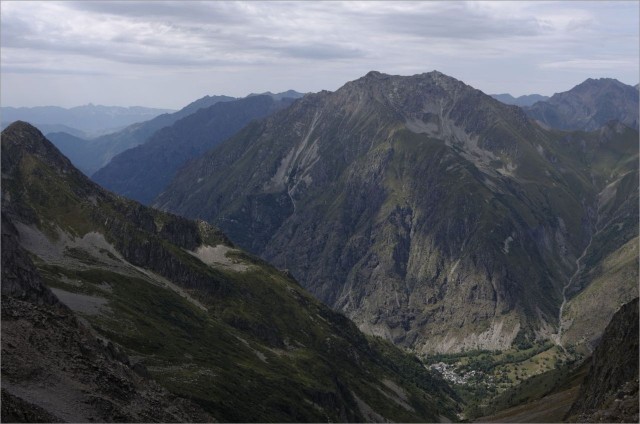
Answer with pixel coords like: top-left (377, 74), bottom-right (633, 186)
top-left (566, 298), bottom-right (639, 422)
top-left (1, 215), bottom-right (60, 306)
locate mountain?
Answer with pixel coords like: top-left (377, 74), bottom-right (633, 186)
top-left (155, 71), bottom-right (638, 355)
top-left (45, 131), bottom-right (94, 172)
top-left (566, 297), bottom-right (639, 422)
top-left (39, 123), bottom-right (88, 138)
top-left (491, 93), bottom-right (550, 107)
top-left (1, 104), bottom-right (174, 136)
top-left (33, 95), bottom-right (236, 175)
top-left (1, 121), bottom-right (460, 422)
top-left (525, 78), bottom-right (639, 131)
top-left (137, 94), bottom-right (237, 136)
top-left (248, 90), bottom-right (306, 101)
top-left (93, 95), bottom-right (295, 205)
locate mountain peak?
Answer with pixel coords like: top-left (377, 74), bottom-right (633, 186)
top-left (578, 77), bottom-right (625, 89)
top-left (4, 119), bottom-right (43, 135)
top-left (363, 70), bottom-right (386, 78)
top-left (344, 70), bottom-right (471, 98)
top-left (3, 120), bottom-right (61, 158)
top-left (2, 121), bottom-right (92, 191)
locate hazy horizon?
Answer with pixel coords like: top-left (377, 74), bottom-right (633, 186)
top-left (2, 1), bottom-right (638, 109)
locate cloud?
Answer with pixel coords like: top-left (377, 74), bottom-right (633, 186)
top-left (0, 65), bottom-right (109, 76)
top-left (1, 1), bottom-right (637, 107)
top-left (0, 1), bottom-right (369, 69)
top-left (539, 58), bottom-right (639, 70)
top-left (361, 3), bottom-right (543, 40)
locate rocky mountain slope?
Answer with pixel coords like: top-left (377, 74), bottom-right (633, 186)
top-left (93, 95), bottom-right (295, 204)
top-left (1, 121), bottom-right (460, 422)
top-left (566, 297), bottom-right (639, 422)
top-left (525, 78), bottom-right (639, 131)
top-left (1, 214), bottom-right (213, 423)
top-left (155, 71), bottom-right (638, 354)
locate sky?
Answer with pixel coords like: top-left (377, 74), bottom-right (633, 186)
top-left (1, 1), bottom-right (638, 109)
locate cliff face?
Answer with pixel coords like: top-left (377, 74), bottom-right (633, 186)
top-left (155, 71), bottom-right (639, 353)
top-left (566, 297), bottom-right (639, 422)
top-left (1, 121), bottom-right (461, 422)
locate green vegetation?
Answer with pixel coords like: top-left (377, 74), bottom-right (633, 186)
top-left (423, 342), bottom-right (584, 420)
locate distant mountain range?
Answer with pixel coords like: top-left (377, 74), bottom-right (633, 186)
top-left (93, 95), bottom-right (297, 204)
top-left (1, 121), bottom-right (460, 422)
top-left (43, 95), bottom-right (236, 175)
top-left (248, 90), bottom-right (306, 101)
top-left (155, 71), bottom-right (638, 355)
top-left (491, 93), bottom-right (550, 107)
top-left (36, 91), bottom-right (305, 176)
top-left (0, 104), bottom-right (174, 136)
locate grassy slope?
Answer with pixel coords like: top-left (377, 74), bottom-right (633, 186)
top-left (563, 236), bottom-right (639, 348)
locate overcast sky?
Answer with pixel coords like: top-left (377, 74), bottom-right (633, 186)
top-left (1, 1), bottom-right (638, 109)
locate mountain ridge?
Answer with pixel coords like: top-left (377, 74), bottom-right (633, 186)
top-left (32, 95), bottom-right (236, 175)
top-left (491, 93), bottom-right (550, 107)
top-left (1, 104), bottom-right (174, 136)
